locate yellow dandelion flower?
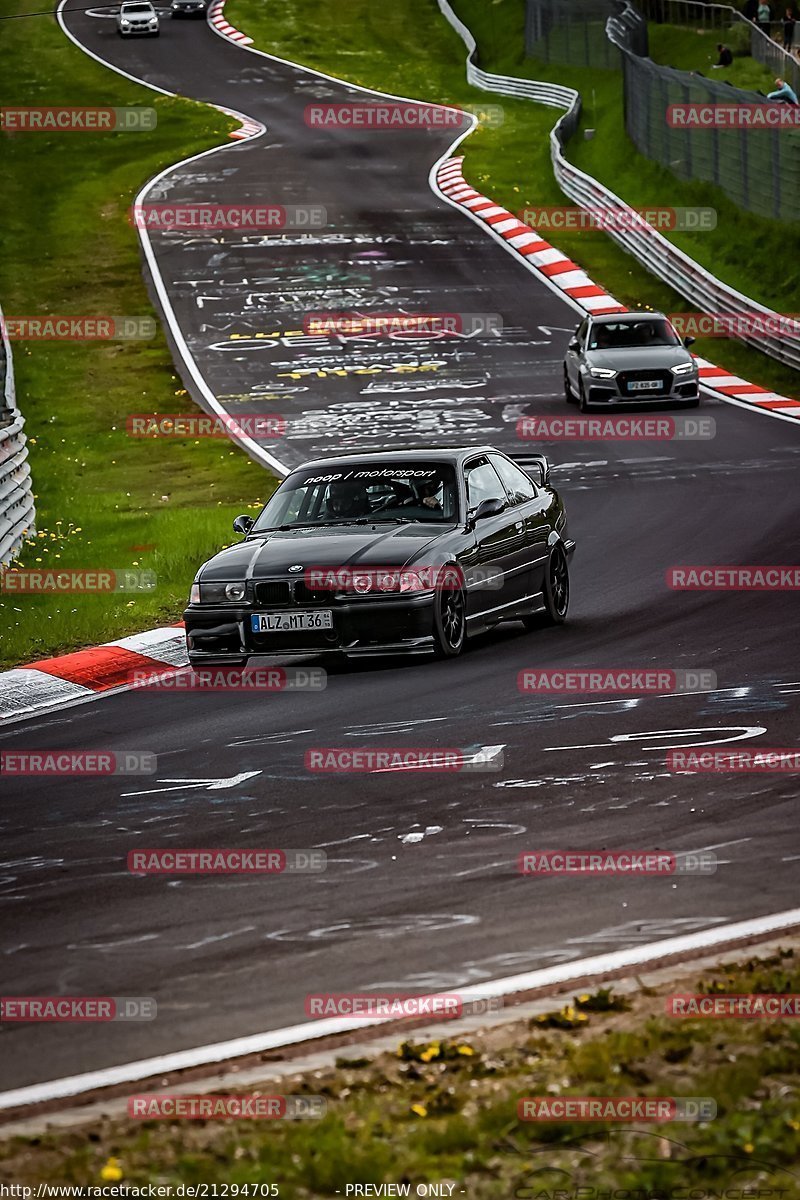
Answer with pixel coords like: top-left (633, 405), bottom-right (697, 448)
top-left (100, 1158), bottom-right (123, 1182)
top-left (410, 1103), bottom-right (428, 1117)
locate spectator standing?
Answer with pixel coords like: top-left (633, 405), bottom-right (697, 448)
top-left (783, 7), bottom-right (796, 49)
top-left (757, 0), bottom-right (772, 36)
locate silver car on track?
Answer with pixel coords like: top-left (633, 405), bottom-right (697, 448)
top-left (564, 311), bottom-right (699, 411)
top-left (117, 0), bottom-right (160, 36)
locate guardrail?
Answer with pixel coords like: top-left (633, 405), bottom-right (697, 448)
top-left (0, 305), bottom-right (36, 566)
top-left (437, 0), bottom-right (800, 374)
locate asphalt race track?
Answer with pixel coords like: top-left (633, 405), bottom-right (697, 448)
top-left (1, 2), bottom-right (799, 1094)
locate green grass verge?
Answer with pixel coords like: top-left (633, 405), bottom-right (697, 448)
top-left (647, 21), bottom-right (778, 90)
top-left (0, 0), bottom-right (278, 668)
top-left (226, 0), bottom-right (799, 402)
top-left (3, 949), bottom-right (799, 1192)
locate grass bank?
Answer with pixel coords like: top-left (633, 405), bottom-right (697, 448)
top-left (0, 0), bottom-right (277, 668)
top-left (227, 0), bottom-right (800, 401)
top-left (3, 948), bottom-right (799, 1192)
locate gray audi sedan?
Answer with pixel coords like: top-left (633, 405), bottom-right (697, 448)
top-left (564, 312), bottom-right (699, 411)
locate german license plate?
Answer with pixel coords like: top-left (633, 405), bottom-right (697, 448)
top-left (627, 379), bottom-right (661, 392)
top-left (251, 610), bottom-right (333, 633)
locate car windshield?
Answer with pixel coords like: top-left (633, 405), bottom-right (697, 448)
top-left (588, 319), bottom-right (681, 350)
top-left (123, 5), bottom-right (153, 12)
top-left (251, 462), bottom-right (459, 531)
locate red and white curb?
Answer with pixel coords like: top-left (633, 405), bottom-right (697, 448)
top-left (207, 0), bottom-right (252, 46)
top-left (217, 105), bottom-right (263, 141)
top-left (437, 157), bottom-right (800, 424)
top-left (437, 157), bottom-right (626, 317)
top-left (0, 626), bottom-right (188, 724)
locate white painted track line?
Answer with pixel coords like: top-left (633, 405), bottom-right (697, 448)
top-left (2, 906), bottom-right (798, 1112)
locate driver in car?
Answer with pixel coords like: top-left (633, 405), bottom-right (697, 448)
top-left (325, 479), bottom-right (371, 519)
top-left (417, 479), bottom-right (442, 510)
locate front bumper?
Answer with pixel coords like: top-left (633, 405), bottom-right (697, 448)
top-left (119, 22), bottom-right (159, 32)
top-left (583, 371), bottom-right (699, 406)
top-left (183, 592), bottom-right (438, 661)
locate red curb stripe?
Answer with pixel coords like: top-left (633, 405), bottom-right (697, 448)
top-left (516, 241), bottom-right (552, 256)
top-left (28, 646), bottom-right (176, 692)
top-left (484, 212), bottom-right (516, 226)
top-left (757, 399), bottom-right (800, 409)
top-left (564, 285), bottom-right (606, 298)
top-left (711, 383), bottom-right (769, 395)
top-left (540, 260), bottom-right (580, 277)
top-left (499, 224), bottom-right (534, 239)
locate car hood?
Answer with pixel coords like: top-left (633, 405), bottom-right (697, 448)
top-left (122, 10), bottom-right (155, 18)
top-left (198, 524), bottom-right (450, 580)
top-left (585, 346), bottom-right (694, 369)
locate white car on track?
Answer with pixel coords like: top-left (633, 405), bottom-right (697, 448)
top-left (117, 1), bottom-right (160, 36)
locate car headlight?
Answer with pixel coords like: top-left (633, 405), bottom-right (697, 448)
top-left (121, 19), bottom-right (131, 25)
top-left (352, 572), bottom-right (373, 594)
top-left (399, 570), bottom-right (429, 593)
top-left (378, 571), bottom-right (400, 592)
top-left (589, 367), bottom-right (617, 378)
top-left (192, 581), bottom-right (245, 603)
top-left (671, 362), bottom-right (696, 375)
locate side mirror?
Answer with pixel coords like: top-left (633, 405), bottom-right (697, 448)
top-left (568, 338), bottom-right (580, 353)
top-left (472, 496), bottom-right (505, 524)
top-left (683, 335), bottom-right (696, 347)
top-left (527, 454), bottom-right (551, 487)
top-left (233, 514), bottom-right (254, 535)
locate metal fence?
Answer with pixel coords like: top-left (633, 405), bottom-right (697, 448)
top-left (636, 0), bottom-right (800, 94)
top-left (438, 0), bottom-right (800, 371)
top-left (526, 0), bottom-right (622, 67)
top-left (610, 0), bottom-right (800, 221)
top-left (0, 305), bottom-right (36, 566)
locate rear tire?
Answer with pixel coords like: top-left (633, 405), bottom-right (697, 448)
top-left (522, 546), bottom-right (570, 630)
top-left (432, 567), bottom-right (466, 658)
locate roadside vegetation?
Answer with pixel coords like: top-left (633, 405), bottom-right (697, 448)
top-left (0, 0), bottom-right (276, 668)
top-left (228, 0), bottom-right (800, 401)
top-left (3, 949), bottom-right (799, 1193)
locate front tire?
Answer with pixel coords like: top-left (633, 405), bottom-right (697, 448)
top-left (522, 546), bottom-right (570, 630)
top-left (578, 379), bottom-right (591, 413)
top-left (432, 567), bottom-right (466, 658)
top-left (564, 366), bottom-right (576, 404)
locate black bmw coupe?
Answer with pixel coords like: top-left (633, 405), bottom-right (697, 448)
top-left (183, 446), bottom-right (575, 664)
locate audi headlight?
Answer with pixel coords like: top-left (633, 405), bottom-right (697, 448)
top-left (589, 366), bottom-right (617, 378)
top-left (671, 362), bottom-right (696, 375)
top-left (189, 583), bottom-right (200, 604)
top-left (225, 582), bottom-right (246, 602)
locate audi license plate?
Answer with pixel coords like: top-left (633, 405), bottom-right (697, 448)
top-left (627, 379), bottom-right (661, 392)
top-left (251, 610), bottom-right (333, 633)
